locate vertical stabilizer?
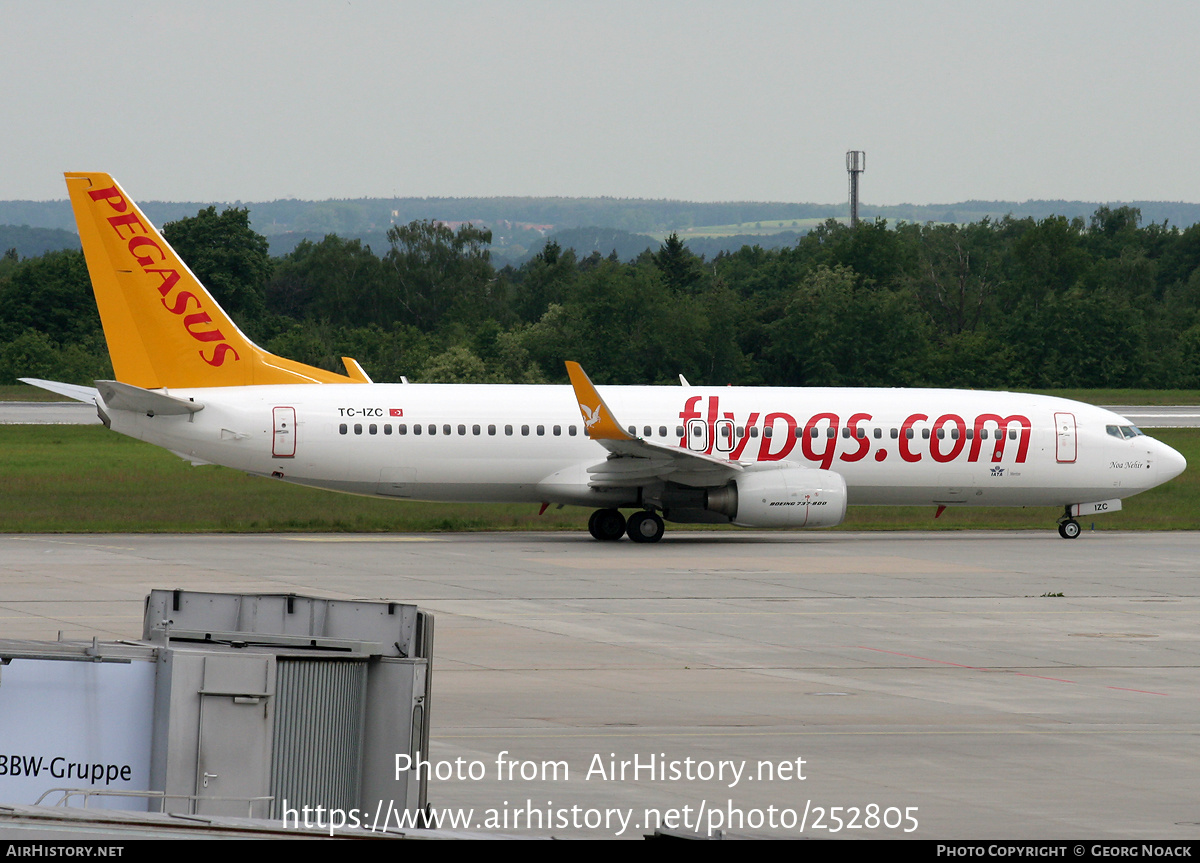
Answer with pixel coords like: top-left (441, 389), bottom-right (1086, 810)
top-left (65, 172), bottom-right (361, 388)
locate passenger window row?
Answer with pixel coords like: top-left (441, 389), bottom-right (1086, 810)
top-left (337, 421), bottom-right (1021, 441)
top-left (684, 425), bottom-right (1019, 440)
top-left (339, 422), bottom-right (581, 437)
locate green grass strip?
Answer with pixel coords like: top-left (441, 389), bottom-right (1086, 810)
top-left (1, 425), bottom-right (1194, 534)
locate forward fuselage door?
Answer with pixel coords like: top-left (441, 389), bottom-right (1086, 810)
top-left (273, 406), bottom-right (297, 458)
top-left (1054, 412), bottom-right (1076, 463)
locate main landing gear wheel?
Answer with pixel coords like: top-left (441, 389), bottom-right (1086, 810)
top-left (626, 510), bottom-right (665, 543)
top-left (1058, 519), bottom-right (1081, 539)
top-left (588, 508), bottom-right (627, 541)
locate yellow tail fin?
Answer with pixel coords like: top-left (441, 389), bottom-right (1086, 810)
top-left (65, 172), bottom-right (361, 388)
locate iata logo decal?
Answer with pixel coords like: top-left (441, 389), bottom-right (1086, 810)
top-left (87, 185), bottom-right (240, 368)
top-left (678, 395), bottom-right (1031, 468)
top-left (990, 466), bottom-right (1005, 476)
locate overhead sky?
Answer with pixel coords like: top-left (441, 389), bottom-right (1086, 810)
top-left (3, 1), bottom-right (1198, 205)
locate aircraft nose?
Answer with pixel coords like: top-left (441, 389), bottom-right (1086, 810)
top-left (1156, 439), bottom-right (1187, 483)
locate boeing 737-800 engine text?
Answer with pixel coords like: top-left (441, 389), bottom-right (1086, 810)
top-left (22, 173), bottom-right (1187, 542)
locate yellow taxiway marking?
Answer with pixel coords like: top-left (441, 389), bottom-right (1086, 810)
top-left (285, 536), bottom-right (442, 542)
top-left (534, 555), bottom-right (989, 574)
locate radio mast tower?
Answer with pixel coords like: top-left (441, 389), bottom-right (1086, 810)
top-left (846, 150), bottom-right (865, 227)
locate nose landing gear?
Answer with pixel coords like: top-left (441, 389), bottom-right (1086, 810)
top-left (1057, 506), bottom-right (1081, 539)
top-left (1057, 520), bottom-right (1081, 539)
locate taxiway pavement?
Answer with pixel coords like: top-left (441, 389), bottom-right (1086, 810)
top-left (1, 531), bottom-right (1196, 839)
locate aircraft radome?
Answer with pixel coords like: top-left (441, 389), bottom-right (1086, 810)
top-left (22, 173), bottom-right (1188, 543)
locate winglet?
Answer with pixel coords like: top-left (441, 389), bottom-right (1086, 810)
top-left (565, 362), bottom-right (635, 441)
top-left (342, 357), bottom-right (373, 383)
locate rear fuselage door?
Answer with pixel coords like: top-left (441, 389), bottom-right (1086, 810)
top-left (273, 406), bottom-right (296, 458)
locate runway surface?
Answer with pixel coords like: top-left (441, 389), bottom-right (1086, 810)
top-left (0, 401), bottom-right (100, 424)
top-left (1104, 405), bottom-right (1200, 428)
top-left (2, 530), bottom-right (1197, 839)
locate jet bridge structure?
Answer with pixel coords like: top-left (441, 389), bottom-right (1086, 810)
top-left (0, 590), bottom-right (433, 824)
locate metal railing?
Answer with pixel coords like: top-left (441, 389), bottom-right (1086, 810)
top-left (34, 787), bottom-right (273, 819)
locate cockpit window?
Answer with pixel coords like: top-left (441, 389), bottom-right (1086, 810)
top-left (1107, 424), bottom-right (1144, 440)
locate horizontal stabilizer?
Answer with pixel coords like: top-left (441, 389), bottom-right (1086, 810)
top-left (96, 380), bottom-right (204, 416)
top-left (19, 378), bottom-right (100, 403)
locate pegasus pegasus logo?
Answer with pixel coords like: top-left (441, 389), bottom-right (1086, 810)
top-left (580, 403), bottom-right (602, 428)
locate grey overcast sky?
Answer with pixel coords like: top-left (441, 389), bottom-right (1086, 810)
top-left (3, 0), bottom-right (1197, 205)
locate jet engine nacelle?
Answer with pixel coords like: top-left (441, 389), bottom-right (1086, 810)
top-left (706, 466), bottom-right (847, 529)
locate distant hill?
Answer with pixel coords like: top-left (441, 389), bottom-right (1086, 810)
top-left (0, 200), bottom-right (235, 234)
top-left (524, 228), bottom-right (811, 264)
top-left (677, 231), bottom-right (806, 259)
top-left (0, 225), bottom-right (80, 259)
top-left (265, 230), bottom-right (393, 258)
top-left (7, 196), bottom-right (1200, 264)
top-left (862, 200), bottom-right (1200, 227)
top-left (527, 228), bottom-right (658, 264)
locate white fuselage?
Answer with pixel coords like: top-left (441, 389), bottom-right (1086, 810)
top-left (103, 383), bottom-right (1186, 514)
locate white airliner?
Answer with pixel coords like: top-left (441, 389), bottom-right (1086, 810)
top-left (23, 173), bottom-right (1187, 542)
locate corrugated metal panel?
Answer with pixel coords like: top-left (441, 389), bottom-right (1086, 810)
top-left (271, 659), bottom-right (367, 818)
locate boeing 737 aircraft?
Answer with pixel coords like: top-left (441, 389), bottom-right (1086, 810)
top-left (23, 173), bottom-right (1187, 542)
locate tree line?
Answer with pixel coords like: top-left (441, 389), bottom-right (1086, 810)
top-left (3, 204), bottom-right (1200, 390)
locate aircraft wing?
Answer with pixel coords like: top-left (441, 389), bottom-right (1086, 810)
top-left (566, 362), bottom-right (741, 488)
